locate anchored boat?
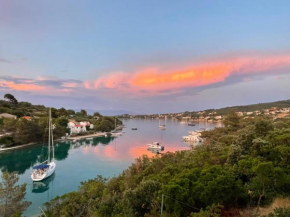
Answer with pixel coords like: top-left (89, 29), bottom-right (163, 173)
top-left (147, 142), bottom-right (164, 150)
top-left (31, 108), bottom-right (56, 182)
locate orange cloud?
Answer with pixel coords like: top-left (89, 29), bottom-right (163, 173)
top-left (90, 54), bottom-right (290, 94)
top-left (0, 81), bottom-right (44, 91)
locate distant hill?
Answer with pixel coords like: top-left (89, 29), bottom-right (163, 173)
top-left (73, 109), bottom-right (138, 116)
top-left (205, 99), bottom-right (290, 115)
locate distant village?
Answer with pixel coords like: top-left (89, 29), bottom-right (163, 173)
top-left (119, 107), bottom-right (290, 122)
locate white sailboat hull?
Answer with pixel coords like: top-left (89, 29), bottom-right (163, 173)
top-left (31, 162), bottom-right (56, 182)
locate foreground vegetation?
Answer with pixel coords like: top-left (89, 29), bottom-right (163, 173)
top-left (0, 94), bottom-right (121, 148)
top-left (42, 113), bottom-right (290, 216)
top-left (0, 172), bottom-right (31, 217)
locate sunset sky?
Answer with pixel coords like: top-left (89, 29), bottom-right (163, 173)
top-left (1, 0), bottom-right (290, 114)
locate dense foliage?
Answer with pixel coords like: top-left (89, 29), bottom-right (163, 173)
top-left (43, 114), bottom-right (290, 216)
top-left (0, 172), bottom-right (31, 217)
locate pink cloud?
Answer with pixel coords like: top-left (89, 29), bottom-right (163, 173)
top-left (0, 81), bottom-right (44, 91)
top-left (89, 53), bottom-right (290, 95)
top-left (1, 52), bottom-right (290, 98)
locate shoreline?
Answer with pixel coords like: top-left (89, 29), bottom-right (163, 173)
top-left (0, 142), bottom-right (38, 153)
top-left (0, 132), bottom-right (110, 153)
top-left (66, 132), bottom-right (107, 140)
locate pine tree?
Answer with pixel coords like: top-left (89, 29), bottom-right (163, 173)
top-left (0, 172), bottom-right (31, 217)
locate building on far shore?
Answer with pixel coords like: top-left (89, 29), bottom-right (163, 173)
top-left (0, 113), bottom-right (17, 119)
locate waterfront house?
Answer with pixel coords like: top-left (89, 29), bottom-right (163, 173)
top-left (214, 115), bottom-right (222, 120)
top-left (70, 124), bottom-right (87, 134)
top-left (68, 121), bottom-right (94, 135)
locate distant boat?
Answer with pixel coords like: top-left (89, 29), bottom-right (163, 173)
top-left (86, 137), bottom-right (93, 140)
top-left (31, 108), bottom-right (56, 182)
top-left (147, 142), bottom-right (164, 150)
top-left (188, 123), bottom-right (195, 126)
top-left (131, 128), bottom-right (137, 130)
top-left (159, 118), bottom-right (166, 130)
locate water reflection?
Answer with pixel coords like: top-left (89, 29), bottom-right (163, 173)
top-left (54, 142), bottom-right (71, 161)
top-left (0, 136), bottom-right (117, 175)
top-left (31, 173), bottom-right (55, 194)
top-left (0, 145), bottom-right (41, 174)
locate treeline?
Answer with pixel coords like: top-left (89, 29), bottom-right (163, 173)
top-left (43, 113), bottom-right (290, 216)
top-left (0, 116), bottom-right (70, 147)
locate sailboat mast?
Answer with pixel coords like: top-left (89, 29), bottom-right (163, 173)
top-left (48, 108), bottom-right (51, 163)
top-left (51, 114), bottom-right (54, 161)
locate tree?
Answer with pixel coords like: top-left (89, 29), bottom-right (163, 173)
top-left (57, 107), bottom-right (68, 117)
top-left (80, 109), bottom-right (87, 116)
top-left (4, 93), bottom-right (18, 104)
top-left (254, 119), bottom-right (273, 137)
top-left (67, 109), bottom-right (75, 116)
top-left (249, 162), bottom-right (286, 211)
top-left (13, 119), bottom-right (30, 144)
top-left (56, 117), bottom-right (69, 128)
top-left (93, 112), bottom-right (102, 117)
top-left (223, 111), bottom-right (241, 130)
top-left (0, 172), bottom-right (31, 217)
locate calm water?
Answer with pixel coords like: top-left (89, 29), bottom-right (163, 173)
top-left (0, 119), bottom-right (220, 217)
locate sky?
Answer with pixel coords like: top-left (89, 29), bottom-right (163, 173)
top-left (0, 0), bottom-right (290, 114)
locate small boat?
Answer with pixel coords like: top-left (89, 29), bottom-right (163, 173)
top-left (159, 118), bottom-right (166, 130)
top-left (159, 124), bottom-right (166, 130)
top-left (111, 132), bottom-right (122, 137)
top-left (31, 108), bottom-right (56, 182)
top-left (188, 123), bottom-right (195, 126)
top-left (183, 135), bottom-right (203, 142)
top-left (86, 137), bottom-right (93, 140)
top-left (147, 142), bottom-right (164, 150)
top-left (131, 128), bottom-right (137, 130)
top-left (149, 149), bottom-right (160, 154)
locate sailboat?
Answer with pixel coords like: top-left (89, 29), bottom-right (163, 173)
top-left (31, 108), bottom-right (56, 182)
top-left (159, 117), bottom-right (166, 130)
top-left (188, 114), bottom-right (195, 126)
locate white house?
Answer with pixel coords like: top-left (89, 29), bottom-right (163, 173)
top-left (70, 124), bottom-right (87, 135)
top-left (214, 115), bottom-right (222, 120)
top-left (68, 121), bottom-right (94, 135)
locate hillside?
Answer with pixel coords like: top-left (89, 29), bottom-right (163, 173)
top-left (43, 113), bottom-right (290, 217)
top-left (209, 99), bottom-right (290, 115)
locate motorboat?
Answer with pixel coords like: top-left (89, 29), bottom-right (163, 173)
top-left (131, 128), bottom-right (137, 130)
top-left (182, 135), bottom-right (203, 142)
top-left (31, 108), bottom-right (56, 182)
top-left (147, 142), bottom-right (164, 150)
